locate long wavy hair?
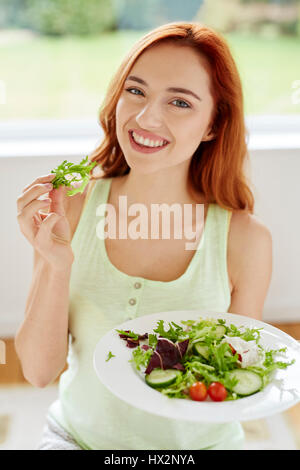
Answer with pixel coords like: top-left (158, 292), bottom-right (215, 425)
top-left (88, 22), bottom-right (254, 213)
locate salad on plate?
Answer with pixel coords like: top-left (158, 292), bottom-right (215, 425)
top-left (115, 317), bottom-right (295, 402)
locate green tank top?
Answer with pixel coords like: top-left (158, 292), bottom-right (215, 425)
top-left (48, 177), bottom-right (244, 450)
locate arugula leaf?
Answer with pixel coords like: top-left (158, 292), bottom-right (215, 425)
top-left (186, 319), bottom-right (227, 343)
top-left (241, 327), bottom-right (262, 343)
top-left (160, 371), bottom-right (188, 398)
top-left (262, 348), bottom-right (295, 375)
top-left (181, 320), bottom-right (196, 328)
top-left (116, 329), bottom-right (140, 341)
top-left (129, 346), bottom-right (153, 371)
top-left (153, 320), bottom-right (185, 342)
top-left (148, 333), bottom-right (158, 349)
top-left (226, 324), bottom-right (242, 337)
top-left (105, 351), bottom-right (115, 362)
top-left (225, 324), bottom-right (262, 344)
top-left (206, 342), bottom-right (239, 372)
top-left (50, 156), bottom-right (97, 196)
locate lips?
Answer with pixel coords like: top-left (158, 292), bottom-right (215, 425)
top-left (130, 129), bottom-right (170, 144)
top-left (128, 131), bottom-right (169, 154)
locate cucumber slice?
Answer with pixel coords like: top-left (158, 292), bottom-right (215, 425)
top-left (214, 325), bottom-right (226, 339)
top-left (229, 369), bottom-right (263, 396)
top-left (193, 342), bottom-right (210, 360)
top-left (145, 369), bottom-right (180, 389)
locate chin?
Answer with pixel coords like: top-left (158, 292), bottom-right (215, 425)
top-left (123, 155), bottom-right (166, 175)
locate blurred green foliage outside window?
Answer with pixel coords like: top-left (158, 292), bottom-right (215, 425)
top-left (0, 0), bottom-right (299, 119)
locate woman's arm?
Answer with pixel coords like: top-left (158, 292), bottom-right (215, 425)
top-left (15, 258), bottom-right (72, 387)
top-left (228, 212), bottom-right (273, 321)
top-left (15, 180), bottom-right (93, 387)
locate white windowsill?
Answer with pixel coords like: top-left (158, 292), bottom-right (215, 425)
top-left (0, 115), bottom-right (299, 158)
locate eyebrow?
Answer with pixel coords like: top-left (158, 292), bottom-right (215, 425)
top-left (125, 75), bottom-right (202, 102)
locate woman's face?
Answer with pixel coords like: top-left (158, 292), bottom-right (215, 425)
top-left (116, 42), bottom-right (215, 174)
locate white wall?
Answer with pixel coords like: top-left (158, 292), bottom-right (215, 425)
top-left (250, 148), bottom-right (300, 323)
top-left (0, 118), bottom-right (299, 337)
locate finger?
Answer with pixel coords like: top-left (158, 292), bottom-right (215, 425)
top-left (34, 211), bottom-right (49, 227)
top-left (17, 183), bottom-right (54, 213)
top-left (39, 211), bottom-right (50, 221)
top-left (48, 184), bottom-right (67, 216)
top-left (33, 213), bottom-right (42, 225)
top-left (35, 212), bottom-right (62, 240)
top-left (18, 203), bottom-right (49, 244)
top-left (22, 173), bottom-right (56, 193)
top-left (17, 198), bottom-right (51, 220)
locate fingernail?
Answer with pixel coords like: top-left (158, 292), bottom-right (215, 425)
top-left (45, 183), bottom-right (53, 190)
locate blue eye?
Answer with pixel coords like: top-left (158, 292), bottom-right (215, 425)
top-left (172, 99), bottom-right (190, 109)
top-left (125, 87), bottom-right (191, 109)
top-left (126, 87), bottom-right (142, 96)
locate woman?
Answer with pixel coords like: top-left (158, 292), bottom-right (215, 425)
top-left (16, 22), bottom-right (272, 450)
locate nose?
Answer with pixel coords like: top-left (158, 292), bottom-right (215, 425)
top-left (135, 100), bottom-right (164, 130)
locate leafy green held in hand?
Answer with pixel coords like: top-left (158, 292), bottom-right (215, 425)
top-left (50, 156), bottom-right (97, 196)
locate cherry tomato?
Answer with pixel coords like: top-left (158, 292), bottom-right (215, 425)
top-left (208, 382), bottom-right (227, 402)
top-left (189, 381), bottom-right (208, 401)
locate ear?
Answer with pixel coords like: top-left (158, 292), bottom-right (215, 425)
top-left (202, 130), bottom-right (216, 142)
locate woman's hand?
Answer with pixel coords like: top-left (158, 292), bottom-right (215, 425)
top-left (17, 173), bottom-right (75, 271)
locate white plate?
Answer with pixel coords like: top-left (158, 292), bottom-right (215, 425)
top-left (93, 310), bottom-right (300, 423)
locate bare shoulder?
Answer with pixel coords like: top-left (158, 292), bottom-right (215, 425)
top-left (230, 210), bottom-right (272, 243)
top-left (227, 210), bottom-right (273, 319)
top-left (228, 210), bottom-right (273, 290)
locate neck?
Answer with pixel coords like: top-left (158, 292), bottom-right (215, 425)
top-left (118, 160), bottom-right (202, 208)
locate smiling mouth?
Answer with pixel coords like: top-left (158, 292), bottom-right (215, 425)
top-left (129, 131), bottom-right (169, 149)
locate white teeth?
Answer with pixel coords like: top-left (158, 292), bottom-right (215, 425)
top-left (132, 131), bottom-right (167, 148)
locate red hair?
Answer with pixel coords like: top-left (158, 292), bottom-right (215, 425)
top-left (89, 22), bottom-right (254, 213)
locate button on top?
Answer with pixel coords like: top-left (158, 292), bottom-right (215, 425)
top-left (134, 282), bottom-right (142, 289)
top-left (129, 298), bottom-right (136, 305)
